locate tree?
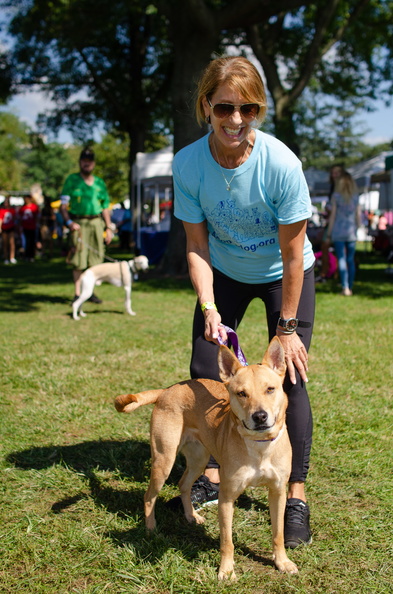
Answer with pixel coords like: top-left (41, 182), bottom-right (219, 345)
top-left (20, 136), bottom-right (74, 199)
top-left (0, 51), bottom-right (12, 104)
top-left (7, 0), bottom-right (173, 184)
top-left (246, 0), bottom-right (393, 150)
top-left (291, 88), bottom-right (371, 168)
top-left (0, 111), bottom-right (28, 191)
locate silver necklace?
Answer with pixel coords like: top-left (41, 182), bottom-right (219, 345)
top-left (212, 137), bottom-right (250, 191)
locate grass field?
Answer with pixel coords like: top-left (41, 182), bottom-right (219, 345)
top-left (0, 246), bottom-right (392, 593)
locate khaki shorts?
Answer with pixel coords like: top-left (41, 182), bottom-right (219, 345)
top-left (67, 218), bottom-right (105, 270)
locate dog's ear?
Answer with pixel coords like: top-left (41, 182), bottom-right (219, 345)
top-left (218, 345), bottom-right (243, 382)
top-left (261, 336), bottom-right (286, 379)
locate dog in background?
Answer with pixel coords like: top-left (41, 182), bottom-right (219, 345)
top-left (72, 255), bottom-right (149, 320)
top-left (115, 336), bottom-right (297, 580)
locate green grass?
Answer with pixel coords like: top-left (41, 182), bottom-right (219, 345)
top-left (1, 246), bottom-right (392, 593)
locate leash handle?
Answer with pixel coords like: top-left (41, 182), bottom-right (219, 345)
top-left (217, 325), bottom-right (248, 367)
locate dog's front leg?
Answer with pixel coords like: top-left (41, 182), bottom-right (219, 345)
top-left (218, 496), bottom-right (237, 581)
top-left (269, 487), bottom-right (298, 574)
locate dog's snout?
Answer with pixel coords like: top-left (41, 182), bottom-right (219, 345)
top-left (252, 410), bottom-right (268, 426)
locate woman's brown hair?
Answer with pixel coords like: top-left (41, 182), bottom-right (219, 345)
top-left (336, 171), bottom-right (358, 202)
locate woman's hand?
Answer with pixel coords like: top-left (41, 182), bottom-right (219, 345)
top-left (276, 331), bottom-right (309, 384)
top-left (203, 310), bottom-right (228, 344)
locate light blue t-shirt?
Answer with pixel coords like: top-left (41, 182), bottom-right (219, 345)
top-left (173, 130), bottom-right (314, 284)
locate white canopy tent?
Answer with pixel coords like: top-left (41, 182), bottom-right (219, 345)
top-left (304, 152), bottom-right (393, 213)
top-left (132, 146), bottom-right (173, 248)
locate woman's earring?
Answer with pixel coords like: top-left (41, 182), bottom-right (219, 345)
top-left (205, 115), bottom-right (211, 124)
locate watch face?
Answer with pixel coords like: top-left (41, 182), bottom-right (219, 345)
top-left (286, 318), bottom-right (298, 331)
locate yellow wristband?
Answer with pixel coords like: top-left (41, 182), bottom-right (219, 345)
top-left (201, 302), bottom-right (217, 312)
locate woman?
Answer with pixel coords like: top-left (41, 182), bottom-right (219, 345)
top-left (327, 171), bottom-right (361, 296)
top-left (316, 164), bottom-right (344, 283)
top-left (172, 56), bottom-right (315, 548)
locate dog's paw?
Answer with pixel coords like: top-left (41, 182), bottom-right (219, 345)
top-left (218, 568), bottom-right (236, 581)
top-left (184, 510), bottom-right (205, 525)
top-left (193, 511), bottom-right (205, 525)
top-left (274, 557), bottom-right (298, 574)
top-left (80, 311), bottom-right (87, 318)
top-left (127, 310), bottom-right (136, 316)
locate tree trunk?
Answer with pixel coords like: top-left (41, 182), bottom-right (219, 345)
top-left (158, 7), bottom-right (219, 275)
top-left (273, 103), bottom-right (301, 157)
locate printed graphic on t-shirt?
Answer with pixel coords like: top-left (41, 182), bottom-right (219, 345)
top-left (22, 209), bottom-right (34, 221)
top-left (204, 199), bottom-right (277, 248)
top-left (3, 211), bottom-right (13, 224)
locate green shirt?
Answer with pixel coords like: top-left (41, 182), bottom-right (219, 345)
top-left (61, 173), bottom-right (110, 216)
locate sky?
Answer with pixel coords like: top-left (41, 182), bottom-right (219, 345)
top-left (3, 88), bottom-right (393, 147)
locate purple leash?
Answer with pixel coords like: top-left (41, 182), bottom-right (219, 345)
top-left (217, 324), bottom-right (248, 366)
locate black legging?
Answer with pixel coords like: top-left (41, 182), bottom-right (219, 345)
top-left (190, 264), bottom-right (315, 484)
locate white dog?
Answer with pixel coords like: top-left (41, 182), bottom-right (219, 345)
top-left (72, 255), bottom-right (149, 320)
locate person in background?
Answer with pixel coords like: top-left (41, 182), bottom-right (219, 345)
top-left (19, 194), bottom-right (40, 262)
top-left (39, 196), bottom-right (56, 259)
top-left (315, 164), bottom-right (344, 283)
top-left (0, 196), bottom-right (18, 264)
top-left (327, 171), bottom-right (361, 296)
top-left (172, 55), bottom-right (315, 549)
top-left (111, 201), bottom-right (132, 250)
top-left (60, 148), bottom-right (113, 304)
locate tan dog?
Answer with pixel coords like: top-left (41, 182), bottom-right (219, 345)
top-left (72, 255), bottom-right (149, 320)
top-left (115, 337), bottom-right (297, 580)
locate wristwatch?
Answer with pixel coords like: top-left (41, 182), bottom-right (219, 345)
top-left (277, 317), bottom-right (298, 333)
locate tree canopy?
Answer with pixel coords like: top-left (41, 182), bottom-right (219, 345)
top-left (7, 0), bottom-right (173, 170)
top-left (5, 0), bottom-right (392, 158)
top-left (247, 0), bottom-right (393, 150)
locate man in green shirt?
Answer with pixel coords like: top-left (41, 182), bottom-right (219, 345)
top-left (60, 148), bottom-right (113, 303)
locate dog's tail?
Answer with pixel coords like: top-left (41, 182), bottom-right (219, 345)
top-left (114, 389), bottom-right (164, 413)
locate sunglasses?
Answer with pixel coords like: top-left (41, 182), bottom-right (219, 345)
top-left (207, 97), bottom-right (260, 119)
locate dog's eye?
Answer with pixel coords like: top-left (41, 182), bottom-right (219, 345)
top-left (237, 390), bottom-right (247, 398)
top-left (266, 387), bottom-right (275, 394)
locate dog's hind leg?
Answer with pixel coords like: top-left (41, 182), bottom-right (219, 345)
top-left (72, 272), bottom-right (95, 320)
top-left (144, 431), bottom-right (181, 532)
top-left (178, 441), bottom-right (210, 524)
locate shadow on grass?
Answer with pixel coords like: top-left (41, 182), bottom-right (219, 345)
top-left (0, 255), bottom-right (194, 312)
top-left (6, 438), bottom-right (223, 563)
top-left (0, 258), bottom-right (71, 312)
top-left (7, 438), bottom-right (275, 568)
top-left (7, 439), bottom-right (151, 479)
